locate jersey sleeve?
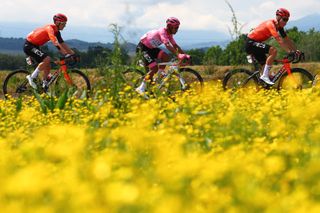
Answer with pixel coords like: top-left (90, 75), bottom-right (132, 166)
top-left (266, 21), bottom-right (281, 39)
top-left (278, 28), bottom-right (287, 38)
top-left (168, 35), bottom-right (177, 46)
top-left (45, 25), bottom-right (59, 46)
top-left (56, 31), bottom-right (64, 43)
top-left (159, 28), bottom-right (170, 45)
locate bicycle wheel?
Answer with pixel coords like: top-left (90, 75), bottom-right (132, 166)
top-left (277, 68), bottom-right (314, 90)
top-left (155, 68), bottom-right (204, 97)
top-left (52, 69), bottom-right (91, 98)
top-left (179, 68), bottom-right (204, 92)
top-left (222, 69), bottom-right (259, 90)
top-left (122, 68), bottom-right (145, 88)
top-left (3, 69), bottom-right (34, 99)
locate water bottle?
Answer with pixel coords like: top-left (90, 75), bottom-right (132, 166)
top-left (26, 57), bottom-right (33, 65)
top-left (246, 55), bottom-right (253, 64)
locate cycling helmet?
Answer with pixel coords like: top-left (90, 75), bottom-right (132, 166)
top-left (166, 17), bottom-right (180, 28)
top-left (53, 13), bottom-right (68, 22)
top-left (276, 8), bottom-right (290, 18)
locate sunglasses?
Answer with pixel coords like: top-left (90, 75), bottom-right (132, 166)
top-left (281, 17), bottom-right (289, 22)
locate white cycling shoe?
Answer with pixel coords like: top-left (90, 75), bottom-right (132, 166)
top-left (135, 87), bottom-right (149, 99)
top-left (260, 75), bottom-right (274, 85)
top-left (26, 75), bottom-right (37, 89)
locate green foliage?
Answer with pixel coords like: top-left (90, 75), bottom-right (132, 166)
top-left (299, 29), bottom-right (320, 61)
top-left (203, 46), bottom-right (224, 65)
top-left (33, 89), bottom-right (70, 114)
top-left (0, 53), bottom-right (25, 69)
top-left (185, 49), bottom-right (205, 65)
top-left (221, 34), bottom-right (247, 65)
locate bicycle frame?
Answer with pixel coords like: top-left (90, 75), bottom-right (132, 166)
top-left (270, 58), bottom-right (292, 82)
top-left (47, 58), bottom-right (75, 88)
top-left (155, 61), bottom-right (183, 89)
top-left (250, 54), bottom-right (299, 85)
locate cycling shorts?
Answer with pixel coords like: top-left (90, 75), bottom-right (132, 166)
top-left (136, 42), bottom-right (163, 68)
top-left (245, 38), bottom-right (271, 65)
top-left (23, 40), bottom-right (48, 63)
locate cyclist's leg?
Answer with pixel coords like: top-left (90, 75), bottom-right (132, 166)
top-left (136, 44), bottom-right (161, 93)
top-left (262, 46), bottom-right (277, 78)
top-left (246, 39), bottom-right (273, 84)
top-left (23, 41), bottom-right (51, 88)
top-left (157, 50), bottom-right (169, 71)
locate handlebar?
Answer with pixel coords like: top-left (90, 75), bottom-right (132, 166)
top-left (276, 51), bottom-right (305, 64)
top-left (56, 54), bottom-right (80, 66)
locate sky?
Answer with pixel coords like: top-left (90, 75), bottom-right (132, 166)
top-left (1, 0), bottom-right (320, 44)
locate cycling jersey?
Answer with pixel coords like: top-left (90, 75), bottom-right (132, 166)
top-left (247, 19), bottom-right (287, 42)
top-left (26, 24), bottom-right (64, 46)
top-left (140, 27), bottom-right (177, 49)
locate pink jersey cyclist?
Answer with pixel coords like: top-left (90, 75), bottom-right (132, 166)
top-left (135, 17), bottom-right (189, 97)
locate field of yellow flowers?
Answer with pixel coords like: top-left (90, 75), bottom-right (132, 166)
top-left (1, 82), bottom-right (320, 212)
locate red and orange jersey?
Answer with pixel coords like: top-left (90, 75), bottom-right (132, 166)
top-left (248, 19), bottom-right (287, 42)
top-left (26, 24), bottom-right (64, 46)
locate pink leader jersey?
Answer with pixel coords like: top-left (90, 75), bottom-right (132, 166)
top-left (140, 27), bottom-right (177, 49)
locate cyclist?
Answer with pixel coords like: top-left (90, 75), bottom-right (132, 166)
top-left (245, 8), bottom-right (300, 85)
top-left (24, 13), bottom-right (75, 89)
top-left (135, 17), bottom-right (190, 95)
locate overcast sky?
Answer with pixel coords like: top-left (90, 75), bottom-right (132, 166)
top-left (1, 0), bottom-right (320, 43)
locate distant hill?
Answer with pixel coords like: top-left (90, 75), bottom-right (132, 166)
top-left (287, 13), bottom-right (320, 31)
top-left (0, 37), bottom-right (137, 55)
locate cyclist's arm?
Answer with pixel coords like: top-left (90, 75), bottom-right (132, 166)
top-left (275, 36), bottom-right (295, 52)
top-left (46, 26), bottom-right (68, 55)
top-left (59, 42), bottom-right (75, 55)
top-left (164, 42), bottom-right (185, 56)
top-left (173, 43), bottom-right (185, 54)
top-left (282, 36), bottom-right (297, 51)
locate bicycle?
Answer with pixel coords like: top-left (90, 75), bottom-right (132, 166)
top-left (3, 55), bottom-right (91, 99)
top-left (222, 52), bottom-right (314, 91)
top-left (123, 57), bottom-right (204, 97)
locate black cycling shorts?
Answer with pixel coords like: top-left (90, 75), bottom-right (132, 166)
top-left (245, 38), bottom-right (271, 65)
top-left (23, 40), bottom-right (48, 63)
top-left (136, 42), bottom-right (162, 67)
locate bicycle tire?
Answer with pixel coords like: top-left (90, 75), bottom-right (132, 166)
top-left (154, 68), bottom-right (204, 97)
top-left (3, 69), bottom-right (33, 99)
top-left (179, 68), bottom-right (204, 90)
top-left (222, 69), bottom-right (259, 90)
top-left (277, 68), bottom-right (314, 90)
top-left (122, 68), bottom-right (145, 88)
top-left (52, 69), bottom-right (91, 98)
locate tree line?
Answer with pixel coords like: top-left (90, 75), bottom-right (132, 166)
top-left (1, 27), bottom-right (320, 70)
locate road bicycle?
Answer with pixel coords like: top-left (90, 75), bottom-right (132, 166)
top-left (123, 58), bottom-right (204, 97)
top-left (3, 55), bottom-right (91, 99)
top-left (222, 52), bottom-right (314, 90)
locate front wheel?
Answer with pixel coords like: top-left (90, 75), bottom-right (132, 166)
top-left (179, 68), bottom-right (204, 92)
top-left (52, 69), bottom-right (91, 98)
top-left (222, 69), bottom-right (259, 90)
top-left (155, 68), bottom-right (204, 97)
top-left (277, 68), bottom-right (314, 90)
top-left (3, 69), bottom-right (33, 99)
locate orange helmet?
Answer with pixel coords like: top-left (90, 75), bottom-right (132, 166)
top-left (276, 8), bottom-right (290, 18)
top-left (53, 13), bottom-right (68, 22)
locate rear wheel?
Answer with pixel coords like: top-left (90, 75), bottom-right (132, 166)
top-left (52, 69), bottom-right (91, 98)
top-left (278, 68), bottom-right (314, 90)
top-left (222, 69), bottom-right (259, 90)
top-left (3, 69), bottom-right (34, 99)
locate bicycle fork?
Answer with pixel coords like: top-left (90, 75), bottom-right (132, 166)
top-left (157, 69), bottom-right (187, 90)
